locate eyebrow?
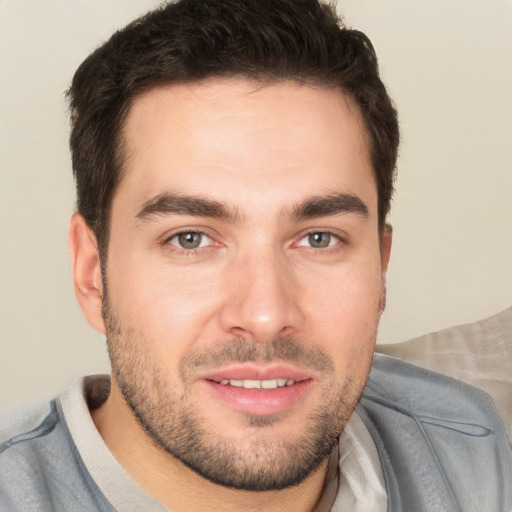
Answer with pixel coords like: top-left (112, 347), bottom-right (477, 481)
top-left (135, 191), bottom-right (368, 224)
top-left (136, 193), bottom-right (240, 222)
top-left (288, 193), bottom-right (369, 221)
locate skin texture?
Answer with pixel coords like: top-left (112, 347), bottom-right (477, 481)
top-left (69, 78), bottom-right (392, 512)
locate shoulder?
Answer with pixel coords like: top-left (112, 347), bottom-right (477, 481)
top-left (362, 353), bottom-right (510, 445)
top-left (0, 400), bottom-right (60, 468)
top-left (0, 401), bottom-right (55, 445)
top-left (365, 352), bottom-right (504, 424)
top-left (358, 354), bottom-right (512, 511)
top-left (376, 305), bottom-right (512, 437)
top-left (0, 390), bottom-right (113, 511)
top-left (0, 400), bottom-right (64, 509)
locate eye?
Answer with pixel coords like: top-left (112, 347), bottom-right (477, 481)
top-left (168, 231), bottom-right (212, 250)
top-left (297, 231), bottom-right (339, 249)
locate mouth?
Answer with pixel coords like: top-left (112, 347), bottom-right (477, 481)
top-left (213, 377), bottom-right (297, 389)
top-left (199, 365), bottom-right (314, 416)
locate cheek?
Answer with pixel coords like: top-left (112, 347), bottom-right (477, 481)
top-left (298, 259), bottom-right (383, 365)
top-left (106, 252), bottom-right (224, 348)
top-left (302, 259), bottom-right (383, 323)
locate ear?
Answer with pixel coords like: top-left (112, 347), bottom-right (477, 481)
top-left (380, 223), bottom-right (393, 276)
top-left (378, 224), bottom-right (393, 313)
top-left (68, 213), bottom-right (106, 334)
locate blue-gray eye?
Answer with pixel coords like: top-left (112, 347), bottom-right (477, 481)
top-left (297, 232), bottom-right (338, 249)
top-left (170, 232), bottom-right (210, 249)
top-left (309, 232), bottom-right (331, 248)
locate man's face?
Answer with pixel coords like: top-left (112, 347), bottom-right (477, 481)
top-left (102, 79), bottom-right (389, 490)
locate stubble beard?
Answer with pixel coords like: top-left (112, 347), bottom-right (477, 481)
top-left (102, 300), bottom-right (378, 491)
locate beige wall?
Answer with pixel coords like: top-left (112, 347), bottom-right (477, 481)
top-left (1, 0), bottom-right (511, 410)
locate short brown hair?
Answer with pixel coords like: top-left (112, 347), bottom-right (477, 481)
top-left (68, 0), bottom-right (399, 256)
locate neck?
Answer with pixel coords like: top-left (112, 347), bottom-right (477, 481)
top-left (91, 380), bottom-right (330, 512)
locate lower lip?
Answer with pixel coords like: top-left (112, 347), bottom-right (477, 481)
top-left (203, 379), bottom-right (313, 416)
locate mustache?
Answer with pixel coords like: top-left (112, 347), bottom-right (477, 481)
top-left (179, 336), bottom-right (335, 378)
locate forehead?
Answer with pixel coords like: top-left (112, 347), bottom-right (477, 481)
top-left (115, 79), bottom-right (376, 217)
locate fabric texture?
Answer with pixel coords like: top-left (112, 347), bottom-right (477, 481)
top-left (1, 354), bottom-right (511, 511)
top-left (360, 355), bottom-right (512, 512)
top-left (331, 410), bottom-right (387, 511)
top-left (0, 401), bottom-right (113, 511)
top-left (376, 305), bottom-right (512, 438)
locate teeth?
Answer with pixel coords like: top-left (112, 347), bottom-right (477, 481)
top-left (217, 378), bottom-right (296, 389)
top-left (244, 379), bottom-right (262, 389)
top-left (261, 380), bottom-right (277, 389)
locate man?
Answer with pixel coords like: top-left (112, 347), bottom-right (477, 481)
top-left (0, 0), bottom-right (510, 510)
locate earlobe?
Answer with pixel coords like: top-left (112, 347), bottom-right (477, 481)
top-left (68, 213), bottom-right (106, 334)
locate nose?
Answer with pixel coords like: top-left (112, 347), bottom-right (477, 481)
top-left (219, 248), bottom-right (304, 344)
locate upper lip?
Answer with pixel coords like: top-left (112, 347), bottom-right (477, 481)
top-left (198, 364), bottom-right (312, 383)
